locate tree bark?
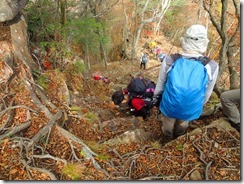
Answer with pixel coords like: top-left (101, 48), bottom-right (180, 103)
top-left (60, 0), bottom-right (67, 25)
top-left (10, 14), bottom-right (38, 71)
top-left (203, 0), bottom-right (240, 93)
top-left (0, 0), bottom-right (28, 22)
top-left (130, 0), bottom-right (171, 60)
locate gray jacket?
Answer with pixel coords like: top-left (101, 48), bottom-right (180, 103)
top-left (154, 52), bottom-right (219, 103)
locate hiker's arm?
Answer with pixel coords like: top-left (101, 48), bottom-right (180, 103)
top-left (154, 59), bottom-right (168, 95)
top-left (204, 63), bottom-right (219, 103)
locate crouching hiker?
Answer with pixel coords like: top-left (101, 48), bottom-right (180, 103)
top-left (152, 24), bottom-right (219, 140)
top-left (220, 89), bottom-right (240, 132)
top-left (112, 75), bottom-right (156, 120)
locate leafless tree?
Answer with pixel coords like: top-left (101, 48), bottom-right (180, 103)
top-left (122, 0), bottom-right (171, 60)
top-left (203, 0), bottom-right (240, 94)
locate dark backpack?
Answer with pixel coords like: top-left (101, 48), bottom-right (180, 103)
top-left (160, 53), bottom-right (210, 121)
top-left (127, 77), bottom-right (155, 99)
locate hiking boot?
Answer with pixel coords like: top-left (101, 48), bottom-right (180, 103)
top-left (174, 130), bottom-right (186, 138)
top-left (161, 126), bottom-right (174, 143)
top-left (229, 121), bottom-right (240, 132)
top-left (188, 121), bottom-right (198, 129)
top-left (160, 134), bottom-right (174, 145)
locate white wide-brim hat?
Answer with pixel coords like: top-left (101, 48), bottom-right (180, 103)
top-left (180, 24), bottom-right (209, 53)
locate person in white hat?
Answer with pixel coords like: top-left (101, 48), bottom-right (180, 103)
top-left (152, 24), bottom-right (219, 141)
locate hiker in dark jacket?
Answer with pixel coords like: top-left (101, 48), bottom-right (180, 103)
top-left (220, 89), bottom-right (240, 131)
top-left (152, 24), bottom-right (219, 140)
top-left (112, 89), bottom-right (152, 120)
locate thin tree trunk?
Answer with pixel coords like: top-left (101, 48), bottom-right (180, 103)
top-left (60, 0), bottom-right (67, 25)
top-left (122, 0), bottom-right (130, 59)
top-left (100, 43), bottom-right (107, 69)
top-left (131, 0), bottom-right (139, 60)
top-left (10, 15), bottom-right (38, 71)
top-left (227, 48), bottom-right (240, 89)
top-left (154, 0), bottom-right (171, 34)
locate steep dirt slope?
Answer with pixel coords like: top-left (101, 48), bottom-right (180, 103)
top-left (0, 12), bottom-right (240, 180)
top-left (0, 44), bottom-right (240, 181)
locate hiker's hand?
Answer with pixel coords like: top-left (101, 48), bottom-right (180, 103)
top-left (152, 99), bottom-right (158, 107)
top-left (152, 95), bottom-right (161, 107)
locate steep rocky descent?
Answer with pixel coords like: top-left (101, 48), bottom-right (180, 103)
top-left (0, 14), bottom-right (240, 181)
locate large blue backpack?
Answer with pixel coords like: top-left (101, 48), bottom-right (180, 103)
top-left (160, 54), bottom-right (210, 121)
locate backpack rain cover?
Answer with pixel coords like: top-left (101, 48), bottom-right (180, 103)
top-left (160, 57), bottom-right (209, 121)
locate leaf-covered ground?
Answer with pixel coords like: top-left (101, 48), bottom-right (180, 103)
top-left (0, 24), bottom-right (240, 180)
top-left (0, 56), bottom-right (240, 180)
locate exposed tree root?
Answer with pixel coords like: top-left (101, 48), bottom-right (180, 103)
top-left (0, 121), bottom-right (31, 140)
top-left (31, 110), bottom-right (63, 144)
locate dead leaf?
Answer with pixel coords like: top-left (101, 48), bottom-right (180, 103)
top-left (9, 169), bottom-right (18, 175)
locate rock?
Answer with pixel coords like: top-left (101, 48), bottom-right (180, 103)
top-left (103, 128), bottom-right (157, 146)
top-left (0, 0), bottom-right (28, 22)
top-left (190, 170), bottom-right (202, 180)
top-left (208, 117), bottom-right (233, 131)
top-left (201, 103), bottom-right (222, 116)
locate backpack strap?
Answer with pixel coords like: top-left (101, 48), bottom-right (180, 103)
top-left (197, 56), bottom-right (211, 66)
top-left (171, 53), bottom-right (211, 66)
top-left (170, 53), bottom-right (182, 62)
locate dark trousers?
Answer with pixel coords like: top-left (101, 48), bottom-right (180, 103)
top-left (140, 62), bottom-right (146, 69)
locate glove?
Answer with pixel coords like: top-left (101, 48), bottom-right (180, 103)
top-left (139, 106), bottom-right (148, 120)
top-left (152, 94), bottom-right (162, 107)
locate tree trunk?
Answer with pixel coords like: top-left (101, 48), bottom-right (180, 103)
top-left (122, 0), bottom-right (130, 59)
top-left (131, 23), bottom-right (144, 60)
top-left (203, 0), bottom-right (240, 95)
top-left (227, 48), bottom-right (240, 89)
top-left (130, 0), bottom-right (171, 60)
top-left (154, 0), bottom-right (171, 34)
top-left (10, 14), bottom-right (38, 71)
top-left (0, 0), bottom-right (28, 22)
top-left (100, 43), bottom-right (108, 69)
top-left (60, 0), bottom-right (67, 25)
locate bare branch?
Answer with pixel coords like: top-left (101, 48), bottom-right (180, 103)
top-left (24, 79), bottom-right (53, 119)
top-left (31, 110), bottom-right (63, 144)
top-left (203, 0), bottom-right (222, 37)
top-left (205, 161), bottom-right (213, 180)
top-left (229, 0), bottom-right (240, 44)
top-left (68, 140), bottom-right (81, 162)
top-left (0, 100), bottom-right (14, 132)
top-left (0, 121), bottom-right (31, 140)
top-left (0, 105), bottom-right (36, 119)
top-left (20, 159), bottom-right (57, 180)
top-left (56, 125), bottom-right (98, 157)
top-left (32, 154), bottom-right (67, 165)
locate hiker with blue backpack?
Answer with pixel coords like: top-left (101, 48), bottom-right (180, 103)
top-left (152, 24), bottom-right (219, 140)
top-left (140, 52), bottom-right (148, 69)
